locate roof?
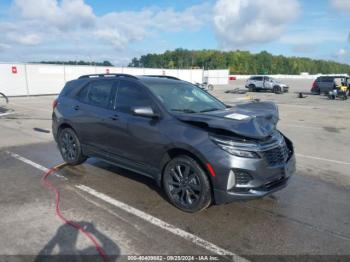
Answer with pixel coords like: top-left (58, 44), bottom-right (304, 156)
top-left (77, 74), bottom-right (182, 83)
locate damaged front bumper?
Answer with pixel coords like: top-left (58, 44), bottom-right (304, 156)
top-left (208, 133), bottom-right (296, 204)
top-left (214, 155), bottom-right (295, 204)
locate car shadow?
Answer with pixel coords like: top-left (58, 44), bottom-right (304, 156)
top-left (34, 221), bottom-right (120, 262)
top-left (63, 158), bottom-right (170, 203)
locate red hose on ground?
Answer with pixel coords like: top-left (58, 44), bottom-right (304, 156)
top-left (41, 167), bottom-right (109, 262)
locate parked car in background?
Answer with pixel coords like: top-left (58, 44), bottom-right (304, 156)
top-left (245, 76), bottom-right (289, 93)
top-left (53, 74), bottom-right (295, 212)
top-left (195, 81), bottom-right (214, 91)
top-left (311, 75), bottom-right (350, 95)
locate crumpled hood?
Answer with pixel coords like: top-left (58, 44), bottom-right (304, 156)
top-left (175, 101), bottom-right (279, 140)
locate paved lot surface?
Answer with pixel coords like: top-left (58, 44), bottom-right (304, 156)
top-left (0, 79), bottom-right (350, 261)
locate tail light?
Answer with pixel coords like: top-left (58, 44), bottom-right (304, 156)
top-left (312, 80), bottom-right (316, 89)
top-left (52, 99), bottom-right (58, 110)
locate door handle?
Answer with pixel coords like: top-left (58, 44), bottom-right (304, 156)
top-left (109, 114), bottom-right (119, 121)
top-left (73, 105), bottom-right (80, 111)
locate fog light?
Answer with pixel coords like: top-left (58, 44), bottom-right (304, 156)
top-left (234, 170), bottom-right (253, 186)
top-left (227, 170), bottom-right (253, 190)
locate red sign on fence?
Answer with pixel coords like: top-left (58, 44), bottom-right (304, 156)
top-left (12, 66), bottom-right (17, 74)
top-left (229, 76), bottom-right (236, 81)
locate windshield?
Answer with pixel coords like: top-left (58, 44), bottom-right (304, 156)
top-left (146, 82), bottom-right (226, 113)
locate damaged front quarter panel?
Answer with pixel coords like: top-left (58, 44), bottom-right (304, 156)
top-left (175, 101), bottom-right (279, 140)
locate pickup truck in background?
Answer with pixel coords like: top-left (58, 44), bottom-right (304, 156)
top-left (245, 76), bottom-right (289, 94)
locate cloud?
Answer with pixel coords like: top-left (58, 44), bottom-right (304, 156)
top-left (4, 0), bottom-right (210, 53)
top-left (213, 0), bottom-right (300, 48)
top-left (336, 48), bottom-right (348, 57)
top-left (7, 33), bottom-right (42, 45)
top-left (13, 0), bottom-right (96, 29)
top-left (0, 43), bottom-right (11, 51)
top-left (331, 0), bottom-right (350, 12)
top-left (94, 4), bottom-right (210, 49)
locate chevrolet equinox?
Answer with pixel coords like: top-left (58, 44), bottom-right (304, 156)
top-left (52, 74), bottom-right (296, 212)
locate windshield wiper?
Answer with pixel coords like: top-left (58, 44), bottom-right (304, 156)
top-left (171, 109), bottom-right (197, 113)
top-left (200, 108), bottom-right (221, 113)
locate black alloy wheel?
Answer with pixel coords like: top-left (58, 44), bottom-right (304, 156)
top-left (58, 128), bottom-right (87, 165)
top-left (163, 156), bottom-right (211, 212)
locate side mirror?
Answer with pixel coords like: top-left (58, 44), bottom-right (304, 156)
top-left (132, 106), bottom-right (159, 118)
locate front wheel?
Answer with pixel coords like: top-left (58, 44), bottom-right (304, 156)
top-left (58, 128), bottom-right (87, 165)
top-left (273, 86), bottom-right (281, 94)
top-left (163, 156), bottom-right (212, 212)
top-left (248, 84), bottom-right (255, 92)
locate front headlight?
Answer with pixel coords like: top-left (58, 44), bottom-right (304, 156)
top-left (210, 136), bottom-right (260, 158)
top-left (220, 145), bottom-right (259, 158)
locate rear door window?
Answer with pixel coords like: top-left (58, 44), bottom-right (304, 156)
top-left (115, 80), bottom-right (155, 114)
top-left (77, 80), bottom-right (115, 109)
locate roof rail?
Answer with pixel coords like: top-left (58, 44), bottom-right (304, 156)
top-left (144, 75), bottom-right (181, 80)
top-left (78, 74), bottom-right (138, 79)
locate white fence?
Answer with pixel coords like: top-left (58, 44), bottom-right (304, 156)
top-left (230, 74), bottom-right (349, 80)
top-left (204, 70), bottom-right (229, 85)
top-left (0, 63), bottom-right (229, 96)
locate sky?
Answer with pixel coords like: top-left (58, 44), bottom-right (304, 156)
top-left (0, 0), bottom-right (349, 66)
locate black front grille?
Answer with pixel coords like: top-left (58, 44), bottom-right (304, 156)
top-left (262, 142), bottom-right (290, 166)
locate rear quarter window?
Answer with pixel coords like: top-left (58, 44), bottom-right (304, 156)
top-left (60, 81), bottom-right (76, 97)
top-left (60, 80), bottom-right (88, 98)
top-left (76, 80), bottom-right (115, 109)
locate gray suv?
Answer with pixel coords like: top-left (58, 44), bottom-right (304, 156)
top-left (52, 74), bottom-right (296, 212)
top-left (246, 76), bottom-right (289, 93)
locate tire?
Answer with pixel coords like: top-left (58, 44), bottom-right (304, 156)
top-left (248, 84), bottom-right (255, 92)
top-left (208, 84), bottom-right (214, 91)
top-left (58, 128), bottom-right (87, 165)
top-left (273, 86), bottom-right (281, 94)
top-left (162, 155), bottom-right (212, 213)
top-left (0, 92), bottom-right (9, 104)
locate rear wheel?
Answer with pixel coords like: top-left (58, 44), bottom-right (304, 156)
top-left (163, 155), bottom-right (212, 213)
top-left (58, 128), bottom-right (87, 165)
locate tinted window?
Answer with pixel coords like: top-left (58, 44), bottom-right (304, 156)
top-left (77, 80), bottom-right (114, 109)
top-left (60, 80), bottom-right (82, 97)
top-left (116, 80), bottom-right (154, 114)
top-left (323, 77), bottom-right (334, 82)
